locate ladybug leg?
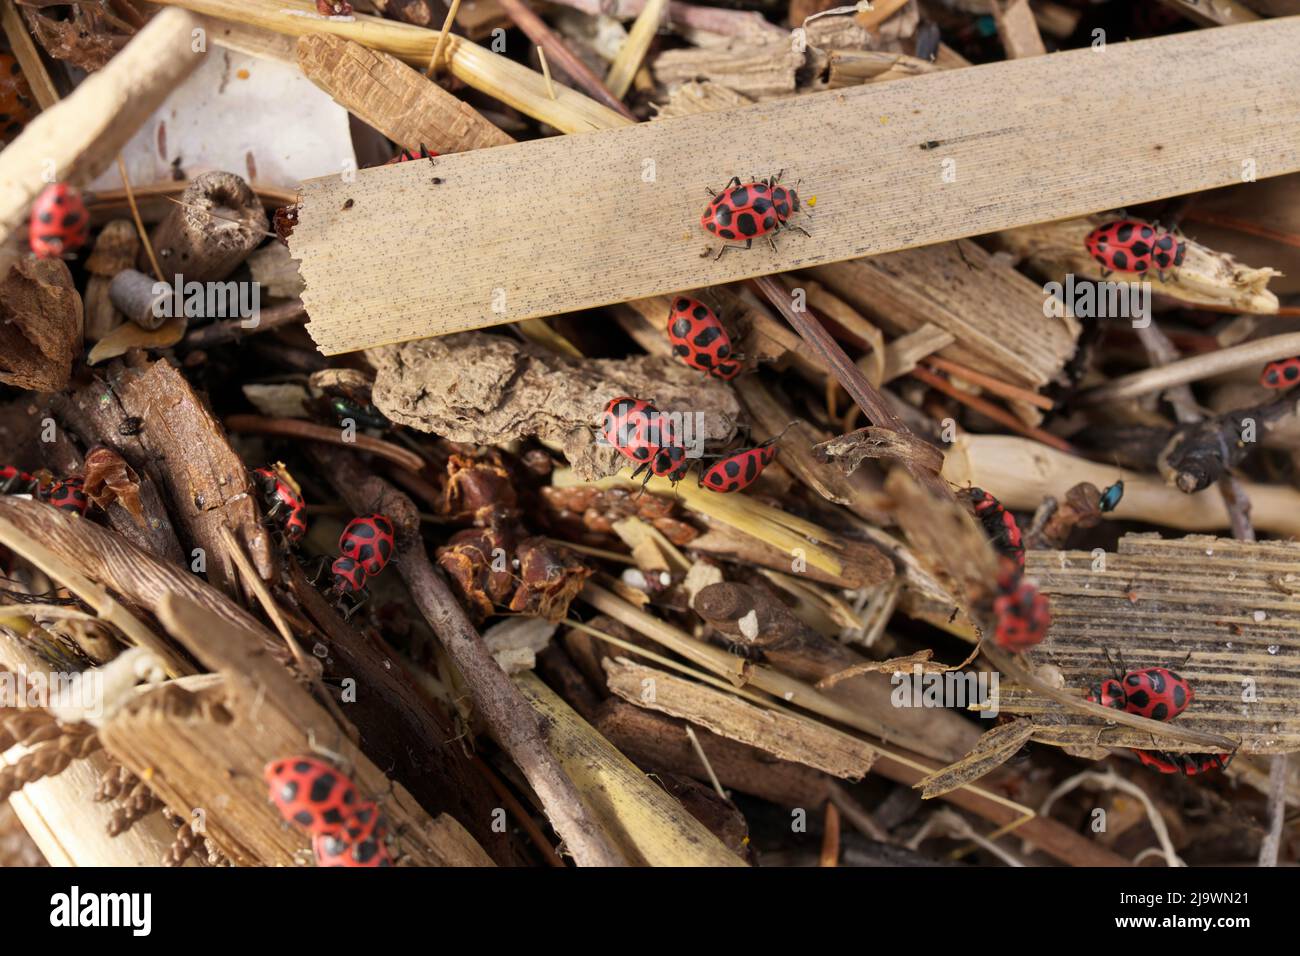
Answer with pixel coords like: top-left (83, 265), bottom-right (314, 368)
top-left (789, 225), bottom-right (812, 239)
top-left (765, 235), bottom-right (778, 253)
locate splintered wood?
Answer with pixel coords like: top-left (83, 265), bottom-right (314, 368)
top-left (1002, 535), bottom-right (1300, 753)
top-left (292, 18), bottom-right (1300, 353)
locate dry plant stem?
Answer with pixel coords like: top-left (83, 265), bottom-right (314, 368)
top-left (820, 801), bottom-right (840, 867)
top-left (982, 644), bottom-right (1236, 751)
top-left (317, 453), bottom-right (628, 867)
top-left (467, 756), bottom-right (565, 867)
top-left (683, 725), bottom-right (726, 800)
top-left (426, 0), bottom-right (462, 75)
top-left (0, 515), bottom-right (189, 677)
top-left (1076, 332), bottom-right (1300, 407)
top-left (605, 0), bottom-right (666, 100)
top-left (0, 8), bottom-right (203, 251)
top-left (496, 0), bottom-right (635, 117)
top-left (909, 365), bottom-right (1075, 454)
top-left (1037, 768), bottom-right (1183, 868)
top-left (181, 300), bottom-right (305, 347)
top-left (214, 525), bottom-right (310, 673)
top-left (922, 356), bottom-right (1054, 412)
top-left (1258, 754), bottom-right (1287, 867)
top-left (750, 276), bottom-right (952, 500)
top-left (1182, 210), bottom-right (1300, 250)
top-left (827, 782), bottom-right (892, 843)
top-left (115, 156), bottom-right (166, 283)
top-left (222, 414), bottom-right (425, 471)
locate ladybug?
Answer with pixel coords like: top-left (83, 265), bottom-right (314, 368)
top-left (700, 171), bottom-right (809, 258)
top-left (43, 476), bottom-right (89, 517)
top-left (699, 440), bottom-right (777, 493)
top-left (666, 297), bottom-right (741, 380)
top-left (1085, 219), bottom-right (1185, 277)
top-left (339, 514), bottom-right (395, 576)
top-left (1260, 357), bottom-right (1300, 390)
top-left (0, 53), bottom-right (35, 144)
top-left (316, 0), bottom-right (354, 15)
top-left (29, 183), bottom-right (89, 259)
top-left (991, 567), bottom-right (1050, 651)
top-left (253, 466), bottom-right (307, 543)
top-left (1118, 667), bottom-right (1193, 721)
top-left (1132, 750), bottom-right (1232, 777)
top-left (961, 487), bottom-right (1024, 571)
top-left (263, 756), bottom-right (363, 835)
top-left (0, 465), bottom-right (36, 496)
top-left (331, 555), bottom-right (368, 594)
top-left (313, 827), bottom-right (393, 867)
top-left (1099, 480), bottom-right (1124, 513)
top-left (601, 397), bottom-right (666, 468)
top-left (386, 143), bottom-right (438, 164)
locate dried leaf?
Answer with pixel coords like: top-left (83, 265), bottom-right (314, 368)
top-left (815, 426), bottom-right (945, 476)
top-left (914, 719), bottom-right (1037, 799)
top-left (82, 446), bottom-right (144, 522)
top-left (87, 318), bottom-right (185, 365)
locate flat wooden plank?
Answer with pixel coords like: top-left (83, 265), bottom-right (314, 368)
top-left (293, 18), bottom-right (1300, 355)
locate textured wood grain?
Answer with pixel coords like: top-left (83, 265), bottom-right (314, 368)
top-left (291, 16), bottom-right (1300, 353)
top-left (1002, 535), bottom-right (1300, 753)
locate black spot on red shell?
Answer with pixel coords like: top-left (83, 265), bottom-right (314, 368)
top-left (736, 213), bottom-right (758, 237)
top-left (671, 319), bottom-right (691, 338)
top-left (729, 187), bottom-right (749, 206)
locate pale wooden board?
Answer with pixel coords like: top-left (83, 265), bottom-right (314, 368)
top-left (1002, 535), bottom-right (1300, 753)
top-left (294, 18), bottom-right (1300, 354)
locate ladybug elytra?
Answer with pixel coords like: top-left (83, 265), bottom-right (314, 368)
top-left (1085, 219), bottom-right (1185, 277)
top-left (29, 183), bottom-right (89, 259)
top-left (1261, 357), bottom-right (1300, 390)
top-left (1132, 750), bottom-right (1232, 777)
top-left (699, 441), bottom-right (777, 493)
top-left (991, 567), bottom-right (1050, 651)
top-left (263, 756), bottom-right (363, 835)
top-left (666, 297), bottom-right (741, 380)
top-left (42, 476), bottom-right (89, 517)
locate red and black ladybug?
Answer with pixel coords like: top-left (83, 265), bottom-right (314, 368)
top-left (331, 555), bottom-right (368, 595)
top-left (42, 476), bottom-right (89, 517)
top-left (253, 466), bottom-right (307, 543)
top-left (0, 465), bottom-right (36, 496)
top-left (29, 183), bottom-right (89, 259)
top-left (701, 171), bottom-right (809, 258)
top-left (1132, 750), bottom-right (1232, 777)
top-left (991, 567), bottom-right (1050, 651)
top-left (1085, 219), bottom-right (1185, 278)
top-left (699, 440), bottom-right (777, 493)
top-left (666, 297), bottom-right (741, 381)
top-left (1086, 653), bottom-right (1193, 722)
top-left (339, 514), bottom-right (395, 576)
top-left (961, 487), bottom-right (1024, 572)
top-left (386, 143), bottom-right (438, 164)
top-left (263, 756), bottom-right (363, 835)
top-left (313, 824), bottom-right (393, 867)
top-left (1261, 357), bottom-right (1300, 390)
top-left (601, 397), bottom-right (667, 469)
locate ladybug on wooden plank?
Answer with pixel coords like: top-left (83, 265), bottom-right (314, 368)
top-left (991, 566), bottom-right (1050, 651)
top-left (313, 828), bottom-right (393, 867)
top-left (1085, 219), bottom-right (1185, 278)
top-left (263, 756), bottom-right (364, 836)
top-left (29, 183), bottom-right (89, 259)
top-left (701, 170), bottom-right (809, 259)
top-left (1087, 658), bottom-right (1193, 722)
top-left (666, 297), bottom-right (741, 381)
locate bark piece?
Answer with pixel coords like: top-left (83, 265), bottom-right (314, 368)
top-left (0, 257), bottom-right (82, 391)
top-left (147, 171), bottom-right (268, 283)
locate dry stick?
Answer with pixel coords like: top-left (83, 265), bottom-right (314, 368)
top-left (115, 155), bottom-right (166, 283)
top-left (1258, 753), bottom-right (1288, 867)
top-left (495, 0), bottom-right (636, 118)
top-left (0, 0), bottom-right (59, 108)
top-left (684, 725), bottom-right (726, 800)
top-left (1183, 210), bottom-right (1300, 251)
top-left (315, 451), bottom-right (628, 867)
top-left (425, 0), bottom-right (462, 75)
top-left (909, 365), bottom-right (1076, 454)
top-left (750, 276), bottom-right (952, 501)
top-left (605, 0), bottom-right (667, 100)
top-left (536, 45), bottom-right (557, 101)
top-left (819, 801), bottom-right (841, 867)
top-left (467, 755), bottom-right (566, 867)
top-left (182, 300), bottom-right (306, 347)
top-left (222, 415), bottom-right (425, 472)
top-left (922, 356), bottom-right (1055, 413)
top-left (1076, 332), bottom-right (1300, 407)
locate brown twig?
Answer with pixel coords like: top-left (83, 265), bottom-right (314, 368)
top-left (313, 449), bottom-right (629, 867)
top-left (750, 276), bottom-right (953, 500)
top-left (182, 300), bottom-right (306, 347)
top-left (223, 414), bottom-right (426, 471)
top-left (819, 800), bottom-right (841, 867)
top-left (908, 365), bottom-right (1076, 454)
top-left (497, 0), bottom-right (636, 118)
top-left (922, 356), bottom-right (1055, 412)
top-left (1183, 210), bottom-right (1300, 251)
